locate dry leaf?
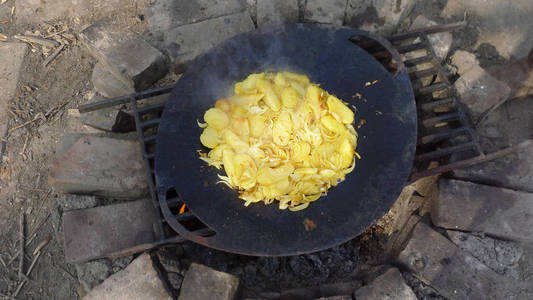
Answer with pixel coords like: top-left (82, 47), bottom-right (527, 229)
top-left (0, 33), bottom-right (6, 42)
top-left (1, 0), bottom-right (7, 5)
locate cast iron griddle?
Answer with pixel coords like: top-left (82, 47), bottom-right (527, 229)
top-left (155, 24), bottom-right (417, 256)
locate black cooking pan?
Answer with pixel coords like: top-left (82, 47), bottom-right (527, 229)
top-left (155, 24), bottom-right (416, 256)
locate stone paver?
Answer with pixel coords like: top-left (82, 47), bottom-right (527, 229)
top-left (410, 15), bottom-right (452, 60)
top-left (0, 43), bottom-right (28, 160)
top-left (84, 253), bottom-right (172, 300)
top-left (354, 268), bottom-right (417, 300)
top-left (48, 135), bottom-right (149, 198)
top-left (63, 199), bottom-right (157, 263)
top-left (447, 230), bottom-right (523, 279)
top-left (398, 222), bottom-right (510, 300)
top-left (56, 194), bottom-right (98, 211)
top-left (80, 108), bottom-right (136, 133)
top-left (80, 19), bottom-right (169, 91)
top-left (453, 64), bottom-right (511, 121)
top-left (163, 11), bottom-right (254, 72)
top-left (304, 0), bottom-right (347, 26)
top-left (75, 259), bottom-right (111, 292)
top-left (257, 0), bottom-right (298, 27)
top-left (432, 179), bottom-right (533, 242)
top-left (92, 61), bottom-right (135, 98)
top-left (179, 263), bottom-right (240, 300)
top-left (345, 0), bottom-right (417, 34)
top-left (451, 50), bottom-right (479, 76)
top-left (452, 142), bottom-right (533, 193)
top-left (442, 0), bottom-right (533, 59)
top-left (145, 0), bottom-right (245, 33)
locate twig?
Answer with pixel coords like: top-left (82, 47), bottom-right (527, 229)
top-left (32, 236), bottom-right (51, 256)
top-left (13, 34), bottom-right (59, 48)
top-left (11, 279), bottom-right (26, 299)
top-left (0, 120), bottom-right (7, 164)
top-left (44, 29), bottom-right (67, 39)
top-left (18, 213), bottom-right (25, 281)
top-left (25, 251), bottom-right (41, 277)
top-left (6, 210), bottom-right (51, 266)
top-left (42, 44), bottom-right (65, 67)
top-left (0, 255), bottom-right (6, 268)
top-left (8, 113), bottom-right (45, 134)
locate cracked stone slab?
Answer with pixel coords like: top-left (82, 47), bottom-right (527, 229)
top-left (432, 179), bottom-right (533, 242)
top-left (451, 141), bottom-right (533, 193)
top-left (145, 0), bottom-right (245, 33)
top-left (354, 268), bottom-right (417, 300)
top-left (179, 263), bottom-right (240, 300)
top-left (345, 0), bottom-right (417, 35)
top-left (84, 253), bottom-right (172, 300)
top-left (162, 11), bottom-right (255, 72)
top-left (80, 19), bottom-right (169, 91)
top-left (453, 64), bottom-right (511, 122)
top-left (446, 230), bottom-right (523, 279)
top-left (257, 0), bottom-right (298, 27)
top-left (397, 222), bottom-right (512, 300)
top-left (48, 135), bottom-right (149, 198)
top-left (304, 0), bottom-right (347, 26)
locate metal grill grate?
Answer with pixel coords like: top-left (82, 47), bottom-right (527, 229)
top-left (77, 21), bottom-right (528, 245)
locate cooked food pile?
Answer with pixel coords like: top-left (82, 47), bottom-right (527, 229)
top-left (198, 71), bottom-right (359, 211)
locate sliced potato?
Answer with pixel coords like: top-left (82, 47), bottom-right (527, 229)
top-left (204, 107), bottom-right (229, 129)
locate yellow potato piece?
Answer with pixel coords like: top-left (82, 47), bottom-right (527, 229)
top-left (281, 87), bottom-right (299, 108)
top-left (223, 129), bottom-right (248, 153)
top-left (200, 127), bottom-right (219, 149)
top-left (248, 114), bottom-right (267, 138)
top-left (290, 142), bottom-right (311, 162)
top-left (204, 107), bottom-right (229, 130)
top-left (327, 95), bottom-right (354, 124)
top-left (272, 111), bottom-right (292, 146)
top-left (256, 79), bottom-right (281, 111)
top-left (321, 115), bottom-right (345, 133)
top-left (282, 72), bottom-right (310, 84)
top-left (198, 71), bottom-right (358, 211)
top-left (305, 85), bottom-right (322, 106)
top-left (257, 163), bottom-right (294, 185)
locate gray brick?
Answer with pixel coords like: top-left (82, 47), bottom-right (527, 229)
top-left (48, 135), bottom-right (149, 198)
top-left (63, 200), bottom-right (158, 263)
top-left (80, 19), bottom-right (169, 91)
top-left (410, 15), bottom-right (452, 60)
top-left (304, 0), bottom-right (347, 26)
top-left (432, 179), bottom-right (533, 242)
top-left (0, 43), bottom-right (27, 157)
top-left (163, 11), bottom-right (254, 72)
top-left (146, 0), bottom-right (246, 32)
top-left (454, 64), bottom-right (511, 122)
top-left (354, 268), bottom-right (416, 300)
top-left (452, 141), bottom-right (533, 193)
top-left (179, 263), bottom-right (240, 300)
top-left (92, 61), bottom-right (135, 98)
top-left (257, 0), bottom-right (298, 27)
top-left (398, 222), bottom-right (511, 300)
top-left (345, 0), bottom-right (416, 34)
top-left (84, 253), bottom-right (172, 300)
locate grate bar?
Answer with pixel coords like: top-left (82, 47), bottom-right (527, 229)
top-left (404, 55), bottom-right (433, 67)
top-left (396, 42), bottom-right (427, 53)
top-left (422, 112), bottom-right (460, 127)
top-left (140, 118), bottom-right (161, 130)
top-left (409, 67), bottom-right (438, 79)
top-left (416, 82), bottom-right (448, 95)
top-left (419, 127), bottom-right (470, 145)
top-left (419, 97), bottom-right (455, 111)
top-left (416, 142), bottom-right (476, 162)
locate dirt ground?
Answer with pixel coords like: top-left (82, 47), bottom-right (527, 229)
top-left (0, 1), bottom-right (151, 298)
top-left (0, 0), bottom-right (532, 299)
